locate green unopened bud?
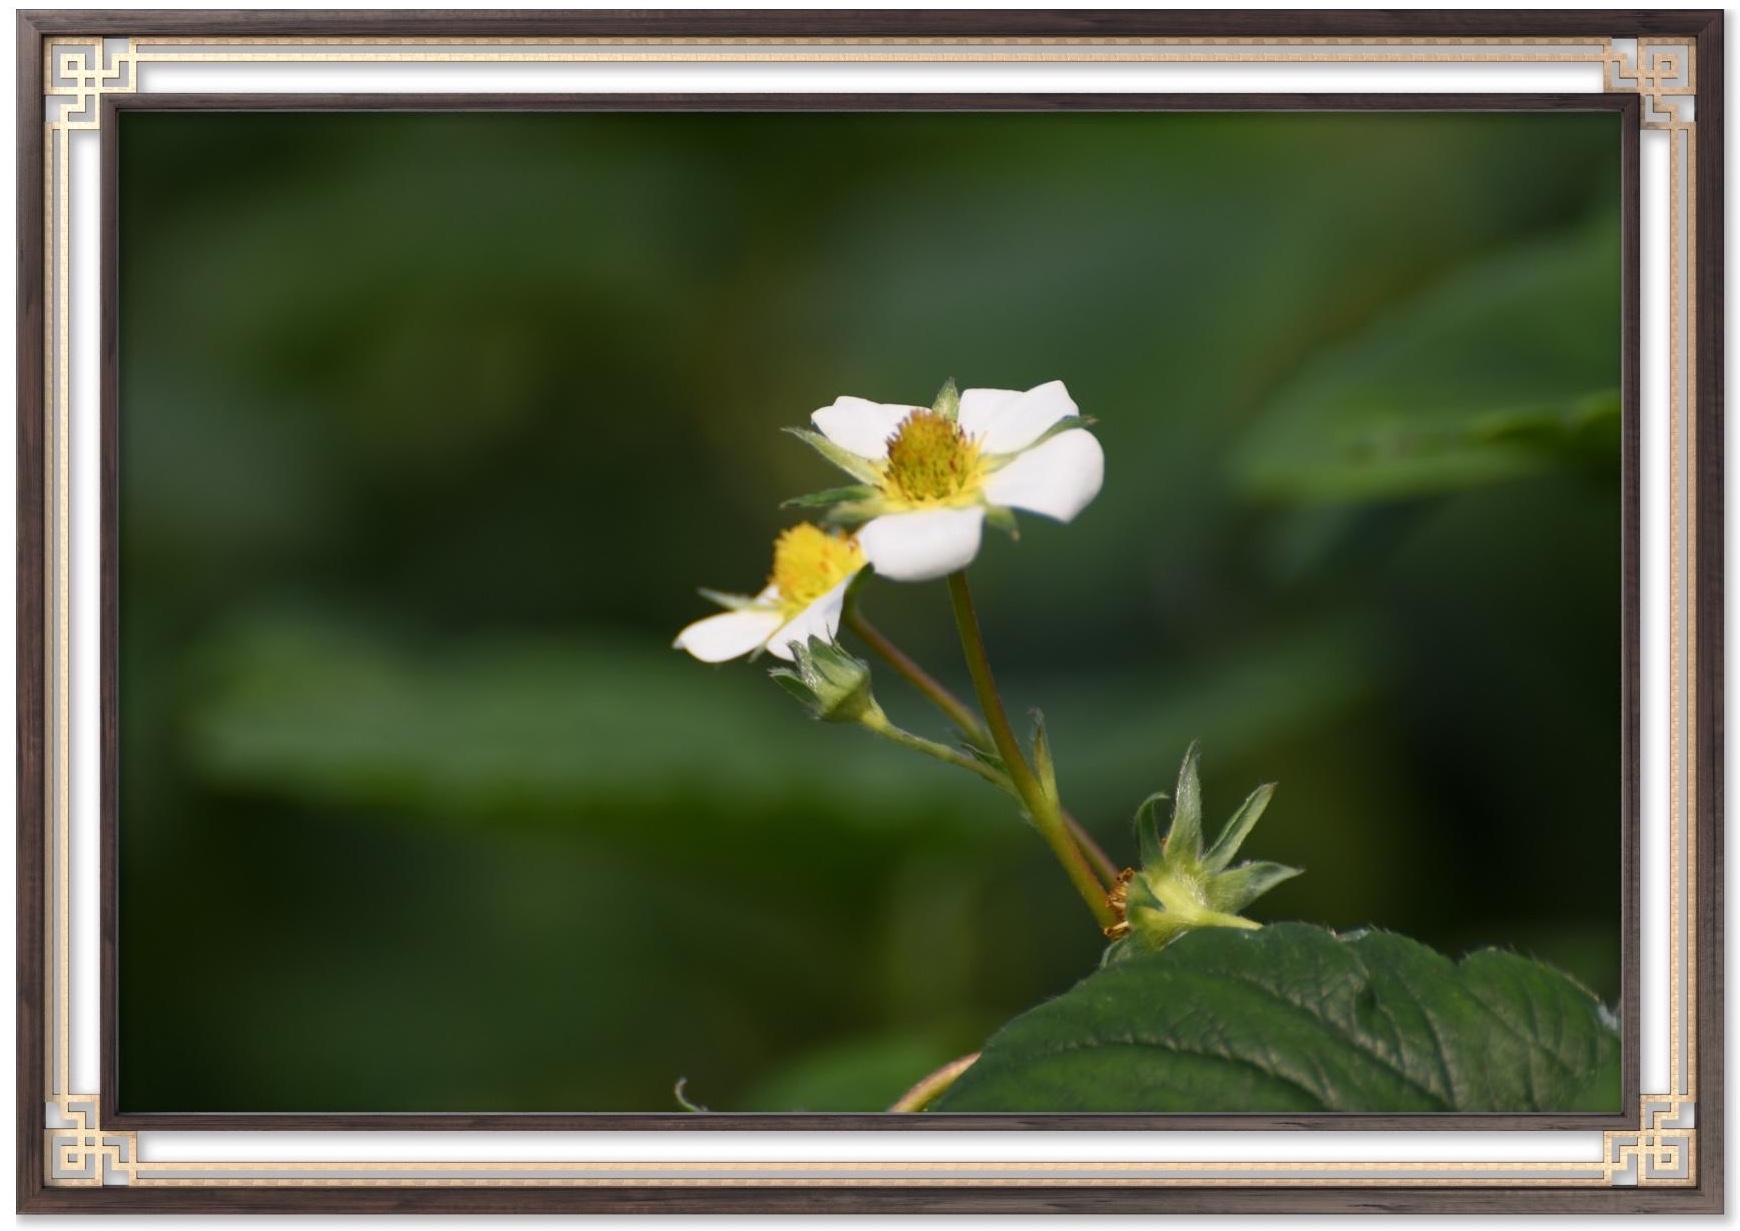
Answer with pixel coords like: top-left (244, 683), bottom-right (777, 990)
top-left (769, 637), bottom-right (883, 725)
top-left (1103, 741), bottom-right (1302, 965)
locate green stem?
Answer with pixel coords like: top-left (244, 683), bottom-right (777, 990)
top-left (859, 710), bottom-right (1015, 796)
top-left (845, 608), bottom-right (982, 738)
top-left (945, 572), bottom-right (1115, 929)
top-left (846, 608), bottom-right (1118, 889)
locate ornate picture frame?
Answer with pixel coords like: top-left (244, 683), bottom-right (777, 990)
top-left (16, 8), bottom-right (1723, 1214)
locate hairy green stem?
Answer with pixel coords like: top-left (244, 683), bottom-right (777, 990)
top-left (859, 710), bottom-right (1014, 796)
top-left (846, 608), bottom-right (1118, 889)
top-left (945, 572), bottom-right (1115, 929)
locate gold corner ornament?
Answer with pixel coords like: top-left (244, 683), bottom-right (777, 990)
top-left (43, 39), bottom-right (139, 130)
top-left (46, 1097), bottom-right (136, 1187)
top-left (1604, 38), bottom-right (1697, 129)
top-left (1604, 1097), bottom-right (1697, 1186)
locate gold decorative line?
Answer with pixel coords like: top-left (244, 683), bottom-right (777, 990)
top-left (125, 49), bottom-right (1610, 62)
top-left (134, 1176), bottom-right (1613, 1188)
top-left (54, 118), bottom-right (69, 1108)
top-left (133, 36), bottom-right (1614, 47)
top-left (128, 1157), bottom-right (1615, 1174)
top-left (36, 32), bottom-right (1702, 1189)
top-left (39, 108), bottom-right (54, 1106)
top-left (1669, 118), bottom-right (1683, 1102)
top-left (1684, 121), bottom-right (1698, 1094)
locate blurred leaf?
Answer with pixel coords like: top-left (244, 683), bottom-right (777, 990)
top-left (1235, 216), bottom-right (1620, 504)
top-left (185, 616), bottom-right (992, 843)
top-left (1026, 624), bottom-right (1377, 821)
top-left (934, 923), bottom-right (1620, 1112)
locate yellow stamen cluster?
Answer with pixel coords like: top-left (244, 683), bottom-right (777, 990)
top-left (769, 524), bottom-right (864, 616)
top-left (881, 410), bottom-right (983, 505)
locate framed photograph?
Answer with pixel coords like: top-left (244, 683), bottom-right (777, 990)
top-left (17, 7), bottom-right (1723, 1214)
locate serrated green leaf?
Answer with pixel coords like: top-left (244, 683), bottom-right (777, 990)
top-left (1169, 741), bottom-right (1204, 861)
top-left (784, 426), bottom-right (883, 484)
top-left (1203, 782), bottom-right (1276, 872)
top-left (782, 484), bottom-right (878, 509)
top-left (932, 924), bottom-right (1621, 1113)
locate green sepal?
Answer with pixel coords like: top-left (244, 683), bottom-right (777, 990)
top-left (1203, 782), bottom-right (1276, 872)
top-left (1208, 860), bottom-right (1304, 914)
top-left (982, 415), bottom-right (1098, 463)
top-left (1123, 869), bottom-right (1165, 917)
top-left (984, 504), bottom-right (1021, 539)
top-left (1169, 740), bottom-right (1204, 862)
top-left (1029, 709), bottom-right (1058, 809)
top-left (784, 425), bottom-right (883, 483)
top-left (782, 484), bottom-right (879, 510)
top-left (768, 637), bottom-right (881, 724)
top-left (696, 587), bottom-right (770, 613)
top-left (822, 499), bottom-right (893, 529)
top-left (768, 669), bottom-right (817, 705)
top-left (1099, 936), bottom-right (1134, 967)
top-left (957, 742), bottom-right (1019, 800)
top-left (1134, 792), bottom-right (1169, 868)
top-left (932, 377), bottom-right (960, 421)
top-left (960, 741), bottom-right (1007, 776)
top-left (1112, 742), bottom-right (1300, 958)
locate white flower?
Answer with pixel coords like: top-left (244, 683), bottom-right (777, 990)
top-left (673, 524), bottom-right (865, 663)
top-left (795, 380), bottom-right (1104, 582)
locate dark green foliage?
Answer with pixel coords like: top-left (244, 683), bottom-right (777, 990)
top-left (935, 924), bottom-right (1620, 1113)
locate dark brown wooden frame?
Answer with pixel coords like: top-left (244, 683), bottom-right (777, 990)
top-left (18, 8), bottom-right (1723, 1215)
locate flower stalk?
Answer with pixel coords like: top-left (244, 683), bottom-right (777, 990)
top-left (945, 572), bottom-right (1115, 928)
top-left (844, 607), bottom-right (1117, 889)
top-left (857, 709), bottom-right (1014, 795)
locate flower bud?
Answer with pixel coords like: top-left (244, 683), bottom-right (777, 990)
top-left (768, 637), bottom-right (883, 725)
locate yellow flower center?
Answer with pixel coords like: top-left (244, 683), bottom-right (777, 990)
top-left (880, 410), bottom-right (983, 505)
top-left (768, 524), bottom-right (864, 616)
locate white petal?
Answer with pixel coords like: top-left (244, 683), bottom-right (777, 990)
top-left (858, 507), bottom-right (987, 582)
top-left (955, 387), bottom-right (1024, 439)
top-left (810, 396), bottom-right (922, 461)
top-left (959, 380), bottom-right (1078, 454)
top-left (763, 576), bottom-right (853, 661)
top-left (673, 609), bottom-right (783, 663)
top-left (982, 429), bottom-right (1104, 523)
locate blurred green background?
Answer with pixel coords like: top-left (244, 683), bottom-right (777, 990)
top-left (117, 109), bottom-right (1622, 1114)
